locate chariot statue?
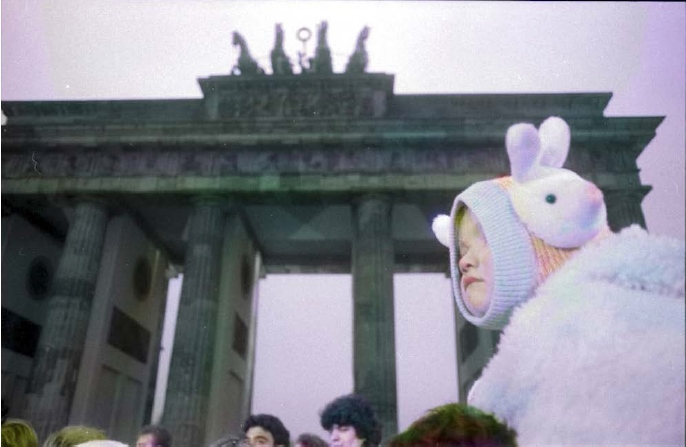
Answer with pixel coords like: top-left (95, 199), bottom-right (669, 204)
top-left (312, 21), bottom-right (333, 74)
top-left (345, 26), bottom-right (370, 74)
top-left (271, 23), bottom-right (293, 75)
top-left (231, 31), bottom-right (264, 76)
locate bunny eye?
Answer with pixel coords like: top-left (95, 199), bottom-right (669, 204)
top-left (545, 194), bottom-right (557, 204)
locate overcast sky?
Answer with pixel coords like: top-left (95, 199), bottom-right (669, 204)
top-left (2, 0), bottom-right (684, 442)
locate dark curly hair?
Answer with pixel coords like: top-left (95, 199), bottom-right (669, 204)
top-left (138, 424), bottom-right (172, 447)
top-left (387, 403), bottom-right (517, 447)
top-left (320, 394), bottom-right (381, 446)
top-left (294, 432), bottom-right (328, 447)
top-left (242, 414), bottom-right (290, 446)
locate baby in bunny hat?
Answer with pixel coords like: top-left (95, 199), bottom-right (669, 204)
top-left (433, 117), bottom-right (685, 445)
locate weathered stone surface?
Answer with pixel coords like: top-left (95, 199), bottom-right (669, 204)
top-left (24, 201), bottom-right (109, 440)
top-left (163, 200), bottom-right (226, 447)
top-left (198, 74), bottom-right (393, 119)
top-left (352, 194), bottom-right (397, 439)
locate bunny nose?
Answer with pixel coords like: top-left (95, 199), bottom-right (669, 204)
top-left (587, 183), bottom-right (604, 205)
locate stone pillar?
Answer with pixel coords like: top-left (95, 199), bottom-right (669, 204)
top-left (163, 200), bottom-right (226, 447)
top-left (24, 201), bottom-right (109, 439)
top-left (351, 194), bottom-right (398, 439)
top-left (604, 188), bottom-right (649, 232)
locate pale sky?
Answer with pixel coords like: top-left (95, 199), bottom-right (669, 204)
top-left (2, 0), bottom-right (684, 442)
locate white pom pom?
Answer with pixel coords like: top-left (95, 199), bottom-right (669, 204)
top-left (432, 214), bottom-right (452, 248)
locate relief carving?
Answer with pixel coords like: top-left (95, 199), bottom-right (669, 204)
top-left (3, 145), bottom-right (524, 179)
top-left (214, 83), bottom-right (376, 118)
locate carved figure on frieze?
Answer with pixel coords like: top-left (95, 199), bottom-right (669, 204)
top-left (231, 31), bottom-right (265, 76)
top-left (345, 26), bottom-right (370, 74)
top-left (313, 21), bottom-right (333, 74)
top-left (271, 23), bottom-right (293, 75)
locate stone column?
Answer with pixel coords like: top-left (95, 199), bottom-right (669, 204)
top-left (351, 194), bottom-right (398, 439)
top-left (604, 188), bottom-right (648, 232)
top-left (163, 200), bottom-right (226, 447)
top-left (24, 201), bottom-right (109, 439)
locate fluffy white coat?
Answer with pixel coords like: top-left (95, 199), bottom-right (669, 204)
top-left (469, 225), bottom-right (685, 445)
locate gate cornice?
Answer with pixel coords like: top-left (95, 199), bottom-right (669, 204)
top-left (0, 115), bottom-right (662, 147)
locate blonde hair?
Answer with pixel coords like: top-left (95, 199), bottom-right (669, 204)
top-left (2, 419), bottom-right (39, 447)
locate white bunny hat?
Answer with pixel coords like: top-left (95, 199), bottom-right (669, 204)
top-left (433, 117), bottom-right (610, 329)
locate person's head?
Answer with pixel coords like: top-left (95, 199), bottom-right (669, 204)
top-left (294, 433), bottom-right (328, 447)
top-left (387, 403), bottom-right (517, 447)
top-left (320, 394), bottom-right (381, 447)
top-left (456, 207), bottom-right (493, 318)
top-left (241, 414), bottom-right (290, 447)
top-left (43, 425), bottom-right (107, 447)
top-left (136, 425), bottom-right (171, 447)
top-left (207, 433), bottom-right (241, 447)
top-left (75, 442), bottom-right (128, 447)
top-left (433, 117), bottom-right (610, 329)
top-left (1, 418), bottom-right (39, 447)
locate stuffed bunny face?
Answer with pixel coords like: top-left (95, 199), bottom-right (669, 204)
top-left (507, 117), bottom-right (608, 248)
top-left (510, 169), bottom-right (607, 248)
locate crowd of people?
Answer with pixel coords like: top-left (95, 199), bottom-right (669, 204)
top-left (2, 393), bottom-right (517, 446)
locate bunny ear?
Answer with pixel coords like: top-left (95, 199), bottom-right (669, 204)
top-left (538, 116), bottom-right (570, 168)
top-left (506, 123), bottom-right (541, 182)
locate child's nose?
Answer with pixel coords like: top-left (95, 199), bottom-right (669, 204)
top-left (458, 253), bottom-right (473, 273)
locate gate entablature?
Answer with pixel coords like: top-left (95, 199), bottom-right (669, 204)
top-left (199, 73), bottom-right (394, 120)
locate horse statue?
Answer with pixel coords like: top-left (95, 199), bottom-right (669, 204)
top-left (345, 26), bottom-right (370, 74)
top-left (231, 31), bottom-right (264, 76)
top-left (271, 23), bottom-right (293, 75)
top-left (312, 21), bottom-right (333, 74)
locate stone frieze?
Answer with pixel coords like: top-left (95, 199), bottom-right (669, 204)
top-left (2, 147), bottom-right (508, 179)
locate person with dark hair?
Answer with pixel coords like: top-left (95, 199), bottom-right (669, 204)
top-left (240, 414), bottom-right (290, 447)
top-left (206, 433), bottom-right (241, 447)
top-left (387, 403), bottom-right (517, 447)
top-left (136, 425), bottom-right (172, 447)
top-left (294, 433), bottom-right (327, 447)
top-left (1, 418), bottom-right (39, 447)
top-left (320, 394), bottom-right (381, 447)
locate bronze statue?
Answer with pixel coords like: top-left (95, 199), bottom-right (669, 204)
top-left (345, 26), bottom-right (370, 74)
top-left (230, 22), bottom-right (371, 76)
top-left (297, 27), bottom-right (314, 74)
top-left (271, 23), bottom-right (293, 75)
top-left (312, 21), bottom-right (333, 74)
top-left (231, 31), bottom-right (264, 76)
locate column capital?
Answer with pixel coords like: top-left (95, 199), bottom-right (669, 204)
top-left (351, 193), bottom-right (393, 207)
top-left (48, 195), bottom-right (114, 219)
top-left (189, 194), bottom-right (236, 214)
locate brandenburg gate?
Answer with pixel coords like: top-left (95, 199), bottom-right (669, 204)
top-left (1, 24), bottom-right (661, 446)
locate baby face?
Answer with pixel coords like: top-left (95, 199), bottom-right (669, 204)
top-left (457, 209), bottom-right (493, 317)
